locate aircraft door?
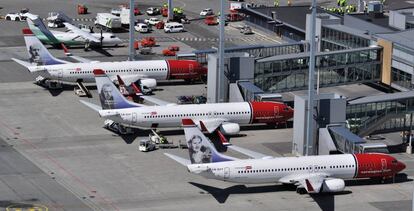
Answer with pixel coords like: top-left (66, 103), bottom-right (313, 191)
top-left (381, 158), bottom-right (387, 175)
top-left (57, 69), bottom-right (63, 80)
top-left (132, 112), bottom-right (137, 124)
top-left (224, 167), bottom-right (230, 179)
top-left (274, 106), bottom-right (279, 119)
top-left (189, 64), bottom-right (194, 74)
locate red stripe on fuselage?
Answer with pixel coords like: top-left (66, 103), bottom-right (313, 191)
top-left (249, 101), bottom-right (293, 124)
top-left (166, 60), bottom-right (204, 80)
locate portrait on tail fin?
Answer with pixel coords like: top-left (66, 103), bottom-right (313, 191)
top-left (28, 45), bottom-right (42, 65)
top-left (188, 135), bottom-right (212, 164)
top-left (99, 83), bottom-right (115, 109)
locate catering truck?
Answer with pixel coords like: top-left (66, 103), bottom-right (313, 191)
top-left (95, 13), bottom-right (122, 31)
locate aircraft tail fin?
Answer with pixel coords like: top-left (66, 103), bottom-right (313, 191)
top-left (182, 119), bottom-right (236, 164)
top-left (94, 69), bottom-right (143, 110)
top-left (22, 28), bottom-right (69, 66)
top-left (27, 17), bottom-right (61, 46)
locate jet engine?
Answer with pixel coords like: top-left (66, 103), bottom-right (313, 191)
top-left (321, 179), bottom-right (345, 192)
top-left (139, 78), bottom-right (157, 89)
top-left (219, 122), bottom-right (240, 135)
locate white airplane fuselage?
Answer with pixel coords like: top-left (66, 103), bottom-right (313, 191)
top-left (99, 101), bottom-right (293, 129)
top-left (51, 30), bottom-right (122, 46)
top-left (187, 154), bottom-right (404, 184)
top-left (33, 60), bottom-right (204, 83)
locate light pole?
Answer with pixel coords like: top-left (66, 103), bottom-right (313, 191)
top-left (305, 0), bottom-right (317, 156)
top-left (218, 0), bottom-right (225, 103)
top-left (128, 0), bottom-right (135, 61)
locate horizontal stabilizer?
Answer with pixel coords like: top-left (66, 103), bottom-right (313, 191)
top-left (80, 100), bottom-right (102, 112)
top-left (227, 145), bottom-right (270, 159)
top-left (11, 58), bottom-right (38, 72)
top-left (164, 153), bottom-right (191, 166)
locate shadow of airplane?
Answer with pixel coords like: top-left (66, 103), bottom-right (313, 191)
top-left (35, 83), bottom-right (96, 97)
top-left (309, 191), bottom-right (352, 211)
top-left (189, 182), bottom-right (296, 204)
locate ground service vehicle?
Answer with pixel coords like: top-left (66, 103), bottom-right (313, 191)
top-left (95, 13), bottom-right (122, 31)
top-left (204, 16), bottom-right (218, 25)
top-left (164, 22), bottom-right (184, 33)
top-left (145, 17), bottom-right (161, 25)
top-left (240, 25), bottom-right (253, 34)
top-left (139, 140), bottom-right (156, 152)
top-left (135, 23), bottom-right (149, 33)
top-left (141, 37), bottom-right (156, 47)
top-left (200, 8), bottom-right (214, 16)
top-left (146, 7), bottom-right (160, 15)
top-left (5, 8), bottom-right (31, 21)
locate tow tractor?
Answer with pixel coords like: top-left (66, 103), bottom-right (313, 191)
top-left (35, 76), bottom-right (63, 89)
top-left (104, 119), bottom-right (134, 135)
top-left (139, 139), bottom-right (157, 152)
top-left (149, 130), bottom-right (177, 149)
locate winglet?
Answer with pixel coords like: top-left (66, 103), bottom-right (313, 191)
top-left (216, 130), bottom-right (231, 146)
top-left (199, 121), bottom-right (208, 132)
top-left (61, 43), bottom-right (72, 56)
top-left (182, 119), bottom-right (195, 126)
top-left (22, 28), bottom-right (33, 35)
top-left (305, 179), bottom-right (314, 193)
top-left (93, 69), bottom-right (106, 76)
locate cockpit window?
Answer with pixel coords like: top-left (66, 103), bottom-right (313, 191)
top-left (283, 107), bottom-right (290, 111)
top-left (110, 35), bottom-right (116, 38)
top-left (392, 159), bottom-right (398, 164)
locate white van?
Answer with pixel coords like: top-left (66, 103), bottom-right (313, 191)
top-left (164, 22), bottom-right (184, 33)
top-left (135, 23), bottom-right (149, 33)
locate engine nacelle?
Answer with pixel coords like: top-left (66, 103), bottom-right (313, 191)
top-left (219, 122), bottom-right (240, 135)
top-left (321, 179), bottom-right (345, 192)
top-left (139, 78), bottom-right (157, 89)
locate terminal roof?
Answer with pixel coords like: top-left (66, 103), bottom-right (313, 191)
top-left (348, 91), bottom-right (414, 105)
top-left (375, 29), bottom-right (414, 50)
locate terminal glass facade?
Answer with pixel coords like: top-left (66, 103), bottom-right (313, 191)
top-left (254, 47), bottom-right (382, 92)
top-left (321, 26), bottom-right (371, 51)
top-left (346, 98), bottom-right (414, 134)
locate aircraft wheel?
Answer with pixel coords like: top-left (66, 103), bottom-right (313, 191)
top-left (6, 16), bottom-right (11, 21)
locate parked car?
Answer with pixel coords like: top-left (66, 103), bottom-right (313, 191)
top-left (135, 23), bottom-right (149, 33)
top-left (240, 25), bottom-right (253, 34)
top-left (200, 8), bottom-right (213, 16)
top-left (146, 7), bottom-right (160, 16)
top-left (164, 22), bottom-right (184, 33)
top-left (5, 8), bottom-right (31, 21)
top-left (144, 17), bottom-right (160, 25)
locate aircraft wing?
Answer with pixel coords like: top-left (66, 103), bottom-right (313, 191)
top-left (227, 145), bottom-right (270, 159)
top-left (141, 96), bottom-right (176, 106)
top-left (164, 153), bottom-right (191, 166)
top-left (279, 173), bottom-right (330, 193)
top-left (63, 22), bottom-right (100, 43)
top-left (60, 43), bottom-right (98, 63)
top-left (195, 118), bottom-right (228, 133)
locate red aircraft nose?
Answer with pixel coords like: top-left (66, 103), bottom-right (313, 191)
top-left (395, 161), bottom-right (406, 173)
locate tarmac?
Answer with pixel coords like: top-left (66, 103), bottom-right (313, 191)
top-left (0, 0), bottom-right (413, 211)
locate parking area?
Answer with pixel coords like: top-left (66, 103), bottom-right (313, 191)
top-left (0, 0), bottom-right (413, 211)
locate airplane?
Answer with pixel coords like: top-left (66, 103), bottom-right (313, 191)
top-left (80, 69), bottom-right (293, 135)
top-left (12, 29), bottom-right (207, 89)
top-left (26, 15), bottom-right (123, 48)
top-left (164, 119), bottom-right (406, 194)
